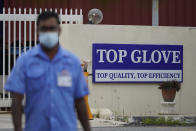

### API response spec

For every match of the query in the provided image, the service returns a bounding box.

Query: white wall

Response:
[60,25,196,116]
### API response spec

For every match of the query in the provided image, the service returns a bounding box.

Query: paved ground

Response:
[0,113,126,130]
[85,127,196,131]
[1,127,196,131]
[0,114,196,131]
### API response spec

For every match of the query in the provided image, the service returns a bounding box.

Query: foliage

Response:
[158,80,181,92]
[94,111,100,118]
[142,117,192,126]
[115,116,129,123]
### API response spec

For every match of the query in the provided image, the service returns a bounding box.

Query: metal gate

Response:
[0,8,83,108]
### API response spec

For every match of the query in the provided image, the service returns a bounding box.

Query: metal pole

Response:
[152,0,159,26]
[2,8,5,100]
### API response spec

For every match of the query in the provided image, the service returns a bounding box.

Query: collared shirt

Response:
[5,44,89,131]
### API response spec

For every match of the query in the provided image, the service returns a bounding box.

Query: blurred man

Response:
[5,11,91,131]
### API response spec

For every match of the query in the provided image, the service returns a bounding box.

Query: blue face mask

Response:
[39,32,59,48]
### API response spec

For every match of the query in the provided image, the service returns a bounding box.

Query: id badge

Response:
[57,70,72,87]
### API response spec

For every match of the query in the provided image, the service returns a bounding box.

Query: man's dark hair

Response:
[37,11,60,25]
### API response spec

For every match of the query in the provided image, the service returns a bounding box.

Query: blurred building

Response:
[1,0,196,26]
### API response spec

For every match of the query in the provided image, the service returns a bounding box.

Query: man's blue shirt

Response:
[5,44,89,131]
